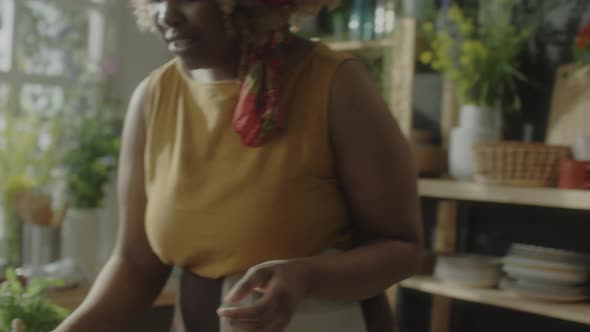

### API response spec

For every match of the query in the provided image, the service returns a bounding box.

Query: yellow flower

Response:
[471,41,488,59]
[448,5,464,23]
[460,55,471,66]
[462,41,475,52]
[460,22,473,35]
[432,60,442,71]
[423,22,435,33]
[420,51,434,64]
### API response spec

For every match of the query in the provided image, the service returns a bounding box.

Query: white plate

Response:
[513,279,588,296]
[503,264,589,285]
[435,265,499,275]
[438,255,502,268]
[509,244,590,265]
[435,266,499,279]
[500,278,590,303]
[436,273,499,283]
[435,268,499,288]
[435,259,500,276]
[436,264,499,274]
[503,256,590,274]
[435,270,499,281]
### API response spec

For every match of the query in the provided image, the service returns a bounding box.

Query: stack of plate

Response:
[501,244,590,302]
[435,255,501,288]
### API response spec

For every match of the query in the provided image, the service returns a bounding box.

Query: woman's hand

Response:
[217,260,311,332]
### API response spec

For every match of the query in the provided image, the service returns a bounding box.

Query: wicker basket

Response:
[473,142,571,187]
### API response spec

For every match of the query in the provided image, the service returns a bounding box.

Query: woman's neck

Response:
[188,46,240,83]
[190,68,238,83]
[188,34,312,83]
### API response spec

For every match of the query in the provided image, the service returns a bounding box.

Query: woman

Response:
[55,0,423,331]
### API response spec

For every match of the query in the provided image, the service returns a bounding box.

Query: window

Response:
[0,0,14,72]
[0,0,110,248]
[0,0,107,116]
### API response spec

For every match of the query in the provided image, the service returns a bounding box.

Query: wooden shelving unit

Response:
[325,38,394,52]
[419,179,590,211]
[402,276,590,326]
[324,17,417,138]
[48,280,178,310]
[417,179,590,332]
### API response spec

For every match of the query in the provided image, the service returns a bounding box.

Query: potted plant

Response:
[59,72,122,281]
[0,268,69,332]
[0,98,63,268]
[420,1,551,180]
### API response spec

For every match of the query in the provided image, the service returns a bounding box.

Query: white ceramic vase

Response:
[60,208,102,281]
[449,105,501,181]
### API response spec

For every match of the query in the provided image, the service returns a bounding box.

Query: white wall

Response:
[114,3,172,103]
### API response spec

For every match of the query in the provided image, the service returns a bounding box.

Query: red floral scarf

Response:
[231,0,294,147]
[233,30,286,147]
[231,0,337,146]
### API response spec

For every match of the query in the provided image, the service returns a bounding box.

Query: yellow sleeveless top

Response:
[144,43,354,278]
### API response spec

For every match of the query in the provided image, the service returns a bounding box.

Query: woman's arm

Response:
[297,59,424,301]
[54,79,172,332]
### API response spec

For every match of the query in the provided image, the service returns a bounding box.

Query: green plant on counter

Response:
[419,1,554,112]
[0,268,69,332]
[61,73,122,209]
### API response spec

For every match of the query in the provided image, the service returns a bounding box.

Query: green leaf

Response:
[421,1,548,111]
[0,268,70,332]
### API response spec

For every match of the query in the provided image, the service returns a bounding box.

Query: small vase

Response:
[61,208,102,281]
[22,223,60,279]
[448,105,501,180]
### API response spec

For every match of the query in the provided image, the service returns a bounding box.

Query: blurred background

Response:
[1,0,590,331]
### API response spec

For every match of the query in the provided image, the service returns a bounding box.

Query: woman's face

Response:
[150,0,235,69]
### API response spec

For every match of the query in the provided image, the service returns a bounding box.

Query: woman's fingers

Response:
[219,279,279,321]
[225,267,274,304]
[219,260,300,331]
[218,301,269,321]
[226,311,290,332]
[228,319,264,331]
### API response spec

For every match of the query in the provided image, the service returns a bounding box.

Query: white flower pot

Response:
[458,104,497,129]
[61,208,102,281]
[448,105,501,181]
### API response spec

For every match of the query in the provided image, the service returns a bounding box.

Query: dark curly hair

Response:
[130,0,339,35]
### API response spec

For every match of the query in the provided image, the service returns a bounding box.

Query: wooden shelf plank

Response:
[401,276,590,325]
[419,179,590,211]
[325,39,393,52]
[49,280,178,311]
